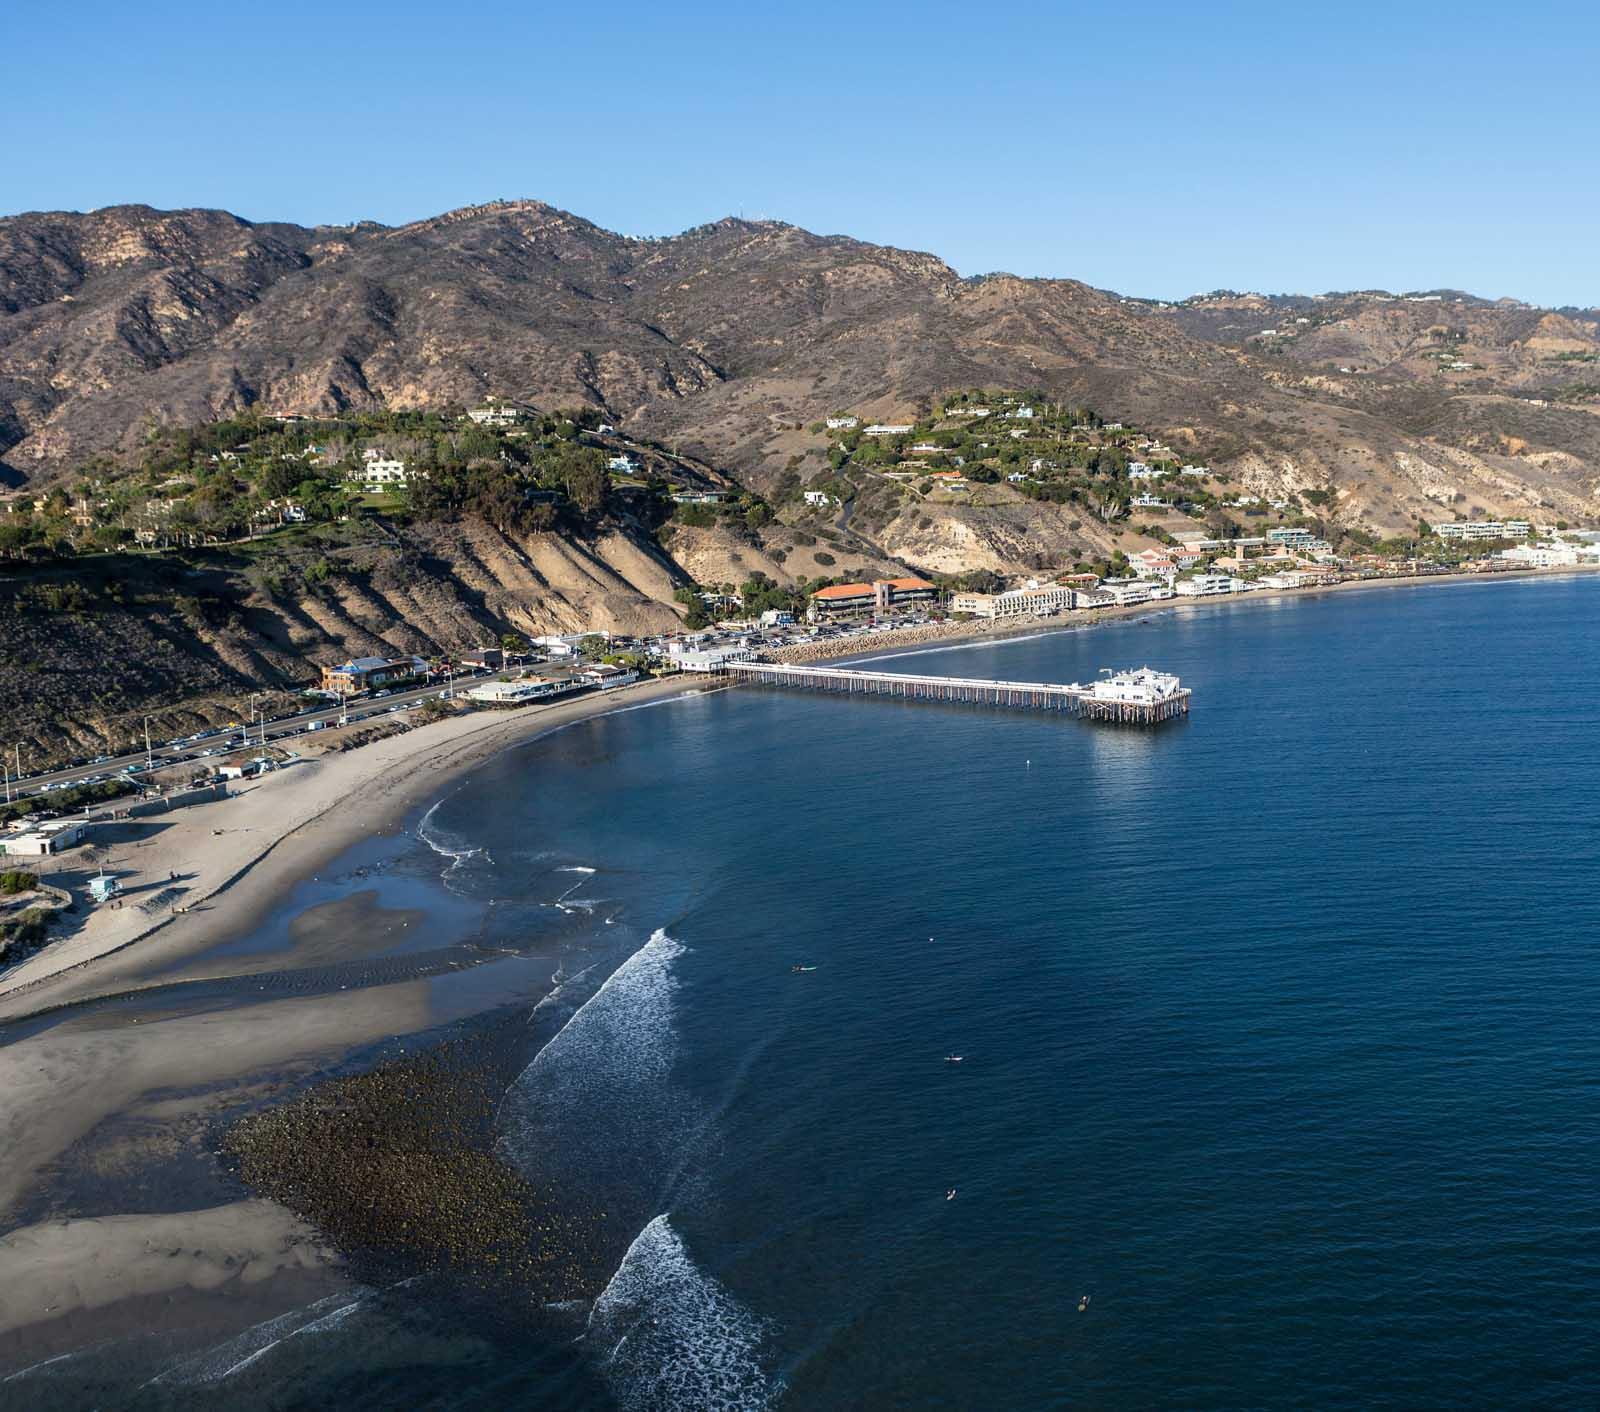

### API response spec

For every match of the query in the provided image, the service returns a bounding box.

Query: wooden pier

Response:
[721,661,1190,725]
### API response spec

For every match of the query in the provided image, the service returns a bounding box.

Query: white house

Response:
[608,455,638,474]
[862,423,913,437]
[1174,574,1250,597]
[466,676,584,704]
[467,403,522,427]
[1010,406,1035,419]
[1433,520,1531,541]
[825,416,859,430]
[346,449,412,490]
[1097,581,1152,607]
[803,490,838,508]
[1500,543,1579,568]
[667,641,756,672]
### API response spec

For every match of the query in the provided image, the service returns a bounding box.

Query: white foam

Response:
[417,799,487,879]
[499,929,689,1181]
[848,625,1078,667]
[2,1349,79,1383]
[555,865,597,874]
[587,1214,775,1411]
[145,1290,365,1386]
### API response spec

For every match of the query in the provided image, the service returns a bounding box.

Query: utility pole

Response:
[144,716,153,769]
[3,753,10,805]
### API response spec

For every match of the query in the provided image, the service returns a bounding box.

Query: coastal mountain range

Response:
[5,198,1600,529]
[4,198,1600,759]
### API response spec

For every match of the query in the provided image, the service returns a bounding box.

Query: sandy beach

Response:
[0,673,719,1015]
[0,673,718,1356]
[0,561,1595,1362]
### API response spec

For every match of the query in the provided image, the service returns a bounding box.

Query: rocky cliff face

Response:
[0,512,691,761]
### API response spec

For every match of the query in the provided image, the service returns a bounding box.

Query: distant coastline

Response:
[4,559,1598,1374]
[781,562,1600,667]
[6,560,1595,1016]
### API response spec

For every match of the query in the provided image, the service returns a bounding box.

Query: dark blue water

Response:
[16,576,1600,1408]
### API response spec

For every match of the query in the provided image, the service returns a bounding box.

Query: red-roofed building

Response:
[808,576,938,621]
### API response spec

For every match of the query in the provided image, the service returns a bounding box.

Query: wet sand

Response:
[2,562,1594,1370]
[0,673,718,1015]
[0,677,718,1362]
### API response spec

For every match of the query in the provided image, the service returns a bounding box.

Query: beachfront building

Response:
[1097,582,1153,607]
[807,576,938,622]
[949,582,1078,620]
[320,655,428,695]
[667,641,756,672]
[1432,520,1532,542]
[1174,574,1250,597]
[1500,543,1580,568]
[464,675,583,705]
[580,664,640,690]
[1,820,87,856]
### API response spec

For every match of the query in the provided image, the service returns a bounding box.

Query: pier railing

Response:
[720,661,1190,724]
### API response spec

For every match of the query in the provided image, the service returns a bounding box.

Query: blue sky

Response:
[8,0,1598,306]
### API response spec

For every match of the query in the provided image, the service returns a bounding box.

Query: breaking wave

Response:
[499,928,688,1185]
[144,1290,368,1386]
[587,1215,776,1411]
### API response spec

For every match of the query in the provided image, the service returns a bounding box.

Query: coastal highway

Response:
[4,674,492,805]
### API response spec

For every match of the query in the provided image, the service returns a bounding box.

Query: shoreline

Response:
[0,674,721,1019]
[6,560,1594,1021]
[774,562,1600,666]
[1,560,1595,1368]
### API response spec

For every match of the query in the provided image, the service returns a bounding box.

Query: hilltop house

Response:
[825,416,859,430]
[346,448,413,490]
[467,401,523,427]
[862,423,913,437]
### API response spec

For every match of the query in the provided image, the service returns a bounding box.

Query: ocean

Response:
[10,575,1600,1409]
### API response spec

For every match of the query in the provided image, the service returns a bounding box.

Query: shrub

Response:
[0,871,38,894]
